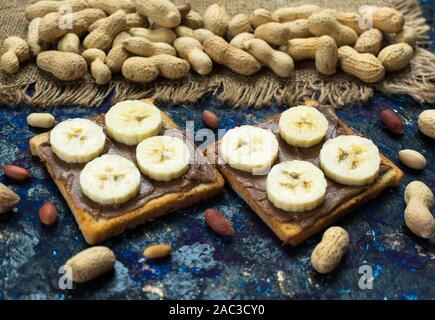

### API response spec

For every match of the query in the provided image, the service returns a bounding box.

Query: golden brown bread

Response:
[206,110,403,246]
[30,100,225,244]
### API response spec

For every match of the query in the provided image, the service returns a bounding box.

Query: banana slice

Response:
[266,160,327,212]
[50,118,106,163]
[219,125,279,174]
[136,135,190,182]
[279,105,328,148]
[320,135,380,186]
[105,100,162,145]
[80,154,141,205]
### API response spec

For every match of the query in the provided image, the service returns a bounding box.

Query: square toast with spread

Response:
[206,104,403,246]
[30,100,225,244]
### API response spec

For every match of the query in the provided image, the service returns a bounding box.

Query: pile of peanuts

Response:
[0,1,417,84]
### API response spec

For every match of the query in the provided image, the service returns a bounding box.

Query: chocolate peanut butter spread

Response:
[38,116,217,219]
[211,105,390,229]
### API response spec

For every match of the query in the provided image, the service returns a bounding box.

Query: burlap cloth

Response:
[0,0,434,108]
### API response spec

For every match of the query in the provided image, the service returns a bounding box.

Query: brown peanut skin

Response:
[143,244,172,259]
[204,208,234,236]
[354,29,383,55]
[380,108,404,135]
[135,0,181,29]
[204,4,230,37]
[3,165,32,181]
[203,110,219,129]
[39,203,57,226]
[338,46,385,83]
[37,51,87,81]
[203,36,261,76]
[0,183,20,214]
[378,43,413,72]
[404,181,435,238]
[65,246,116,283]
[311,226,349,273]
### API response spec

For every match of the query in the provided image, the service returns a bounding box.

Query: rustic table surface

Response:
[0,3,433,301]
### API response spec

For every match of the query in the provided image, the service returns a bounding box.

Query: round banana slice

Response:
[80,154,141,205]
[136,135,190,182]
[105,100,162,145]
[320,135,380,186]
[279,106,329,148]
[219,125,279,174]
[266,160,327,212]
[50,118,106,163]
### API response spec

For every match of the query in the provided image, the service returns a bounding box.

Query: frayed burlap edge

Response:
[0,0,433,109]
[377,48,435,103]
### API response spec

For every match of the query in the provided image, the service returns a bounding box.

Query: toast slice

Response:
[206,105,403,246]
[30,100,225,244]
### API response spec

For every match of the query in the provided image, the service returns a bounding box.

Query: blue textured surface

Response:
[0,93,433,300]
[0,3,434,300]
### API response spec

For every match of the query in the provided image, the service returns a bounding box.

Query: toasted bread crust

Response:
[30,100,225,244]
[206,113,403,246]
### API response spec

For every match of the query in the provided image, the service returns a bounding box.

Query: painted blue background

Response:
[0,3,433,300]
